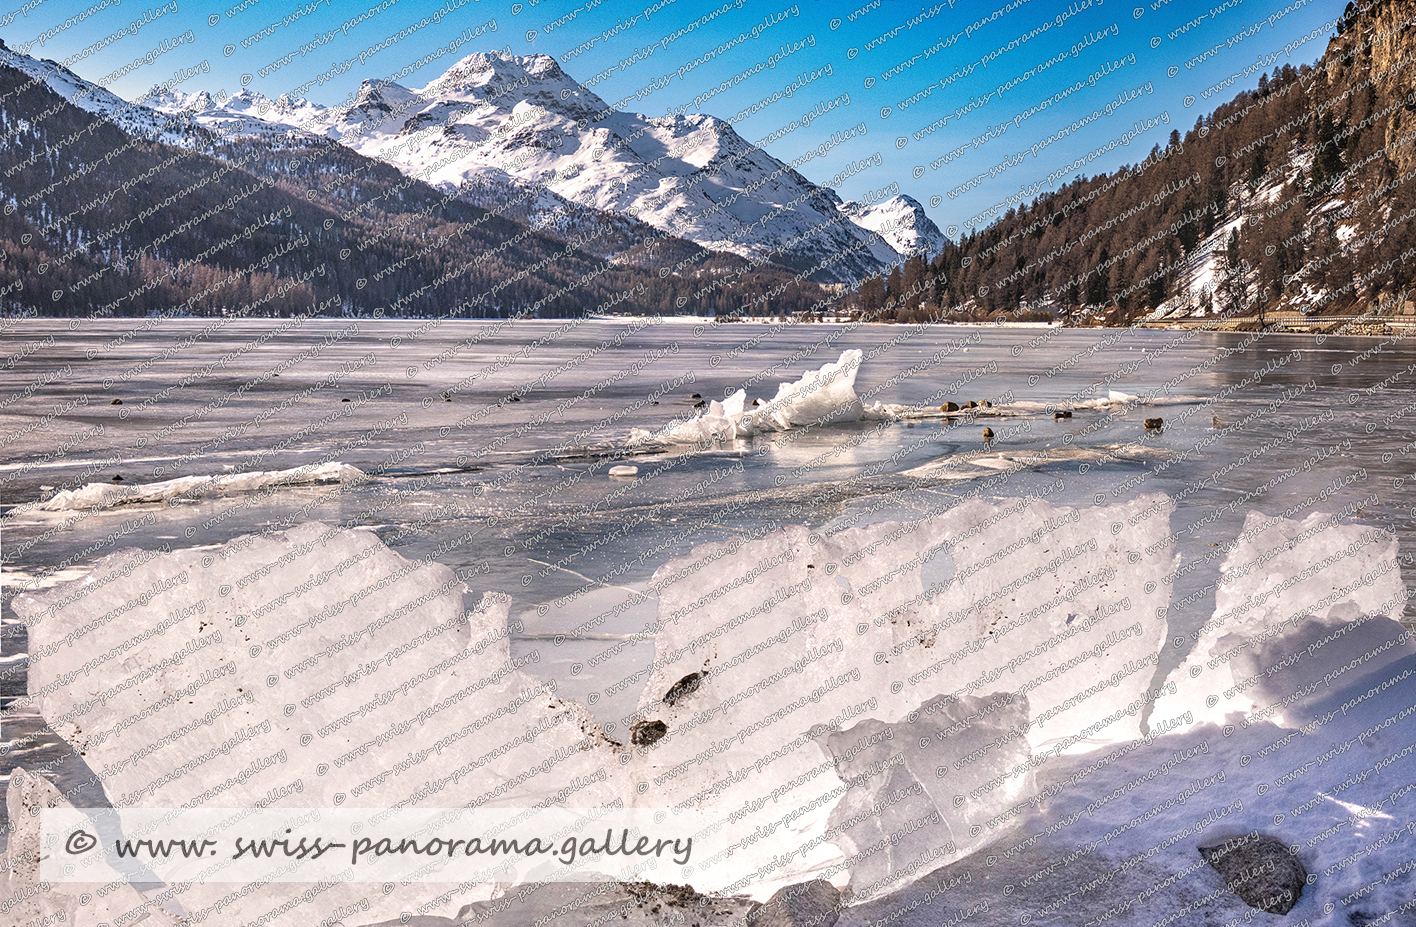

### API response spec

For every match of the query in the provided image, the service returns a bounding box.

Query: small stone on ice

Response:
[609,465,639,477]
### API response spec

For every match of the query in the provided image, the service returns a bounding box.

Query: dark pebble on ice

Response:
[1197,832,1307,915]
[690,393,701,399]
[662,672,704,706]
[111,475,123,482]
[110,398,122,405]
[941,401,959,412]
[1054,410,1073,419]
[746,880,842,927]
[341,398,351,402]
[964,400,978,409]
[980,399,992,407]
[1144,417,1163,430]
[982,427,994,440]
[693,400,706,408]
[508,395,521,402]
[630,719,667,746]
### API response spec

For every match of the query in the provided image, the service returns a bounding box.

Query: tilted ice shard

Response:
[820,691,1034,900]
[1155,509,1413,728]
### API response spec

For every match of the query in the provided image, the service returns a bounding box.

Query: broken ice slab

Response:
[820,691,1034,900]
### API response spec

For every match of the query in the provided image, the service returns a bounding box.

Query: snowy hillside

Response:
[0,38,193,145]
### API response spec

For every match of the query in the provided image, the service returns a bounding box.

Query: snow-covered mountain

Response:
[149,52,945,282]
[0,39,194,144]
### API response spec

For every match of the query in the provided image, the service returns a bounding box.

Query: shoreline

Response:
[3,313,1410,338]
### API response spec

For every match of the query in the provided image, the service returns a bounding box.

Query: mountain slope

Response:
[0,42,831,319]
[149,52,944,283]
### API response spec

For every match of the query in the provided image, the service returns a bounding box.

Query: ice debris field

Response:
[4,482,1415,927]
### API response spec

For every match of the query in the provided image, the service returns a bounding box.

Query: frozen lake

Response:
[2,318,1414,925]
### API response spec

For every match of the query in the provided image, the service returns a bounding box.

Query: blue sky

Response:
[1,0,1343,239]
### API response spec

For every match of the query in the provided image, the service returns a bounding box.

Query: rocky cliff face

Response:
[1323,0,1416,175]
